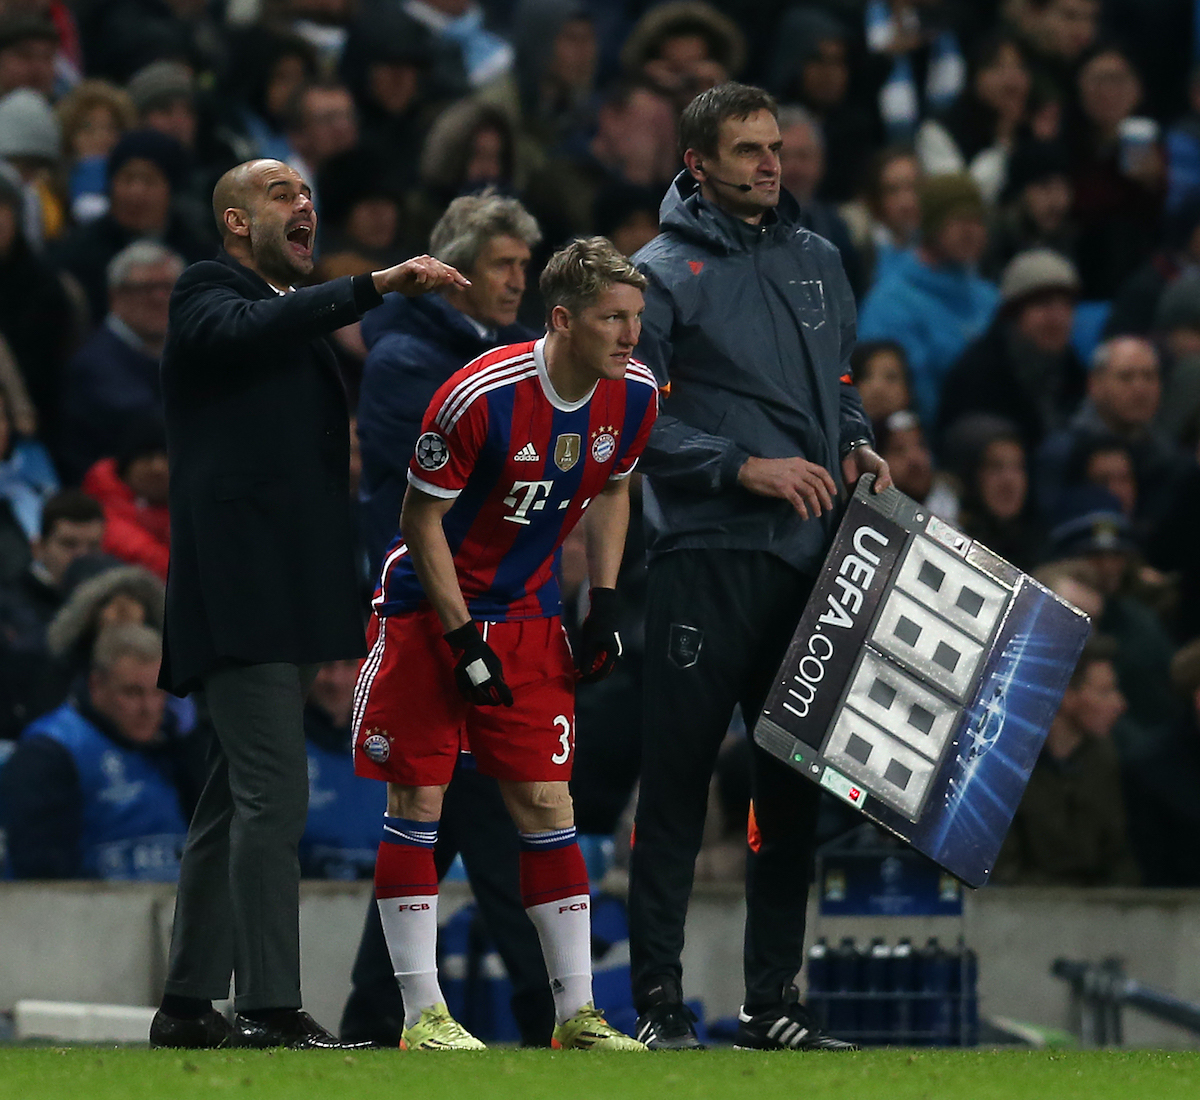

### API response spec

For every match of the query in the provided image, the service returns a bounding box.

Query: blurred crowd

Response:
[0,0,1199,892]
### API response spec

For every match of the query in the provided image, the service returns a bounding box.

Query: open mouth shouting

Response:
[286,219,314,261]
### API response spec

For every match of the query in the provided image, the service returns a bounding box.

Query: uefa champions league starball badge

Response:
[755,475,1090,887]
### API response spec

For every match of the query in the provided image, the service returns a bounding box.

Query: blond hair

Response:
[539,236,647,320]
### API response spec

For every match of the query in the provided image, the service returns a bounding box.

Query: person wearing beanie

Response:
[58,240,184,484]
[858,171,999,426]
[938,247,1086,455]
[127,60,196,153]
[51,127,211,323]
[0,87,65,247]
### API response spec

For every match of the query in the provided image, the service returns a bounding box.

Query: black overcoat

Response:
[159,251,371,694]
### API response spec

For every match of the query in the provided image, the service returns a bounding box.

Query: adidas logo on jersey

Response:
[515,443,540,461]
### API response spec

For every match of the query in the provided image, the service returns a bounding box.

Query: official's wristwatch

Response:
[839,437,872,460]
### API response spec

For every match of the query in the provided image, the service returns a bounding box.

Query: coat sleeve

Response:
[168,264,377,355]
[634,268,751,494]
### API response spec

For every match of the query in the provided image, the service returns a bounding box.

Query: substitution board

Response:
[754,475,1090,887]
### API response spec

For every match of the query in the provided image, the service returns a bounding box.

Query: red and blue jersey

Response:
[374,338,658,621]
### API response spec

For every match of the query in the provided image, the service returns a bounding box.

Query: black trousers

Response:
[339,764,555,1046]
[163,662,317,1012]
[628,550,822,1011]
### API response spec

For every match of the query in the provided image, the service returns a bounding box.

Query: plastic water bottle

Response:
[806,938,830,1028]
[828,936,862,1038]
[862,937,892,1043]
[890,937,917,1042]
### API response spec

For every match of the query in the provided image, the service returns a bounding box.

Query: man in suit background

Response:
[148,158,467,1050]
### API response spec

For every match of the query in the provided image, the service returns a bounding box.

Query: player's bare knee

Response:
[388,783,445,821]
[500,780,574,832]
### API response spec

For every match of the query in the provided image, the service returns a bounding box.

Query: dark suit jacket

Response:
[159,251,377,694]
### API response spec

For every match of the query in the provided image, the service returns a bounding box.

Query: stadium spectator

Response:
[42,561,164,700]
[1152,271,1200,448]
[0,14,58,100]
[126,60,199,161]
[915,32,1033,204]
[59,241,182,484]
[0,622,202,880]
[593,181,661,259]
[315,148,410,269]
[992,634,1140,886]
[839,146,921,288]
[80,418,170,581]
[52,128,211,324]
[943,415,1046,571]
[512,0,598,152]
[938,248,1085,456]
[850,339,912,423]
[77,0,224,86]
[525,80,677,242]
[1165,63,1200,215]
[874,409,958,521]
[0,169,76,448]
[0,87,66,248]
[767,7,882,204]
[219,26,317,166]
[299,659,385,880]
[0,489,104,657]
[1068,45,1164,300]
[1104,196,1200,339]
[627,82,881,1052]
[284,81,358,199]
[776,104,862,296]
[1037,336,1183,532]
[55,79,136,224]
[0,382,56,576]
[858,172,998,426]
[338,7,463,193]
[1046,488,1176,756]
[1016,0,1101,104]
[982,139,1078,279]
[621,1,744,113]
[1124,640,1200,887]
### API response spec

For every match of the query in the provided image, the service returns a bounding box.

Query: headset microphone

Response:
[697,164,753,193]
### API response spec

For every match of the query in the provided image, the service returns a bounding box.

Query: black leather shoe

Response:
[734,986,858,1051]
[231,1010,376,1050]
[149,1008,232,1049]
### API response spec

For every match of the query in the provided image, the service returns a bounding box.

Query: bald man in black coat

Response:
[149,159,468,1050]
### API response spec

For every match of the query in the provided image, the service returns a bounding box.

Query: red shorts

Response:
[352,608,576,786]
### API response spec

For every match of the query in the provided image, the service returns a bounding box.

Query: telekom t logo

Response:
[503,480,554,525]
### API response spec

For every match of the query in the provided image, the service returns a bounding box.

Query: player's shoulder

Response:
[623,357,659,392]
[431,340,539,429]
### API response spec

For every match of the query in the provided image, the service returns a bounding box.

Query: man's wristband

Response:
[839,437,872,460]
[352,272,385,313]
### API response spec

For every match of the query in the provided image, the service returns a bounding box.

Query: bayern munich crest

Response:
[415,431,450,472]
[590,427,617,463]
[362,731,391,763]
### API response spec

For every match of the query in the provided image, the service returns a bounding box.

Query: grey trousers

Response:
[163,662,318,1012]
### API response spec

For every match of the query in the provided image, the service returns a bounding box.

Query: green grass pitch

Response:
[2,1047,1198,1100]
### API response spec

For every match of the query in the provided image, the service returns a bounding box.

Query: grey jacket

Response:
[632,172,872,575]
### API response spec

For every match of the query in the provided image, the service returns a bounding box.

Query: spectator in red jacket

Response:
[80,417,168,579]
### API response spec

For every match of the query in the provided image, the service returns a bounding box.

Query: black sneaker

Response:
[734,994,858,1051]
[635,1002,705,1050]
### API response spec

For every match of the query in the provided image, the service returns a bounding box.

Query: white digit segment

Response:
[871,591,984,702]
[824,707,939,820]
[843,650,959,762]
[893,537,1010,643]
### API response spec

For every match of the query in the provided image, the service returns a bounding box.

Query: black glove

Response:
[576,587,623,683]
[444,622,513,706]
